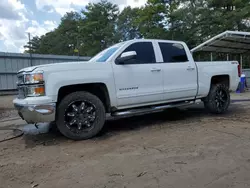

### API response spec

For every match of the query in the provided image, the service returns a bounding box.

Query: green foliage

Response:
[116,6,142,41]
[24,0,250,56]
[24,36,41,53]
[135,0,169,39]
[78,0,119,56]
[24,11,82,55]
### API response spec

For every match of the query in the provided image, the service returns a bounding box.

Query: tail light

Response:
[238,64,241,77]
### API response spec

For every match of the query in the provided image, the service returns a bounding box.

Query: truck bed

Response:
[195,61,240,98]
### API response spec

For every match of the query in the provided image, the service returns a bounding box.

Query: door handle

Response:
[151,68,161,72]
[187,67,195,71]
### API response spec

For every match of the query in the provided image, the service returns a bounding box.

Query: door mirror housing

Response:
[116,51,137,64]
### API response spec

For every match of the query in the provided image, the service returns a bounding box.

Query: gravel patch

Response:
[0,95,18,121]
[0,108,19,121]
[0,95,15,109]
[1,103,250,188]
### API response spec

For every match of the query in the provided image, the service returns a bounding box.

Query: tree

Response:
[78,0,119,56]
[167,0,208,48]
[166,0,250,48]
[116,6,142,41]
[57,11,82,55]
[23,0,250,56]
[136,0,169,39]
[24,36,41,53]
[38,31,66,55]
[207,0,250,31]
[24,11,82,55]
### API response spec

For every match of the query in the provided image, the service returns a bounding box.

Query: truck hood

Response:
[18,61,107,73]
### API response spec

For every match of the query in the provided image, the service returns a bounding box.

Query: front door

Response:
[112,41,164,108]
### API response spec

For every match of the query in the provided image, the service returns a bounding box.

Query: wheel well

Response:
[57,83,111,112]
[211,75,230,88]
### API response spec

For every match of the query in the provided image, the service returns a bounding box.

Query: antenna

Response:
[28,32,33,66]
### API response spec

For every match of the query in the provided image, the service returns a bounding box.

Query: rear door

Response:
[158,42,198,101]
[112,41,164,108]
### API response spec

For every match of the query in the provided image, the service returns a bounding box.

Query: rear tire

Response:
[203,84,230,114]
[56,91,106,140]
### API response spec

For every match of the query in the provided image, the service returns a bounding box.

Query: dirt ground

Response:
[1,94,250,188]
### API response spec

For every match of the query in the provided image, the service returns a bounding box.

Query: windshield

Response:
[90,42,125,62]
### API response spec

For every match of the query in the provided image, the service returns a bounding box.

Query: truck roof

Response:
[125,38,185,44]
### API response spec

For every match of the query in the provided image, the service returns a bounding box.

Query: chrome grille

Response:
[17,86,26,99]
[17,73,24,85]
[17,73,25,99]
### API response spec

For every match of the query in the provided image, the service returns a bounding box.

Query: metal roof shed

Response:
[191,31,250,54]
[191,31,250,70]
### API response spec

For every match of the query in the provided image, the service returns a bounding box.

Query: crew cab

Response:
[13,39,240,140]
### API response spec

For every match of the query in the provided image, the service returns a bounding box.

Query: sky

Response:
[0,0,147,53]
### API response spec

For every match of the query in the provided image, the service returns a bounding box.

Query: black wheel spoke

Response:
[69,118,77,126]
[77,122,82,130]
[72,104,79,112]
[219,101,223,108]
[84,120,91,127]
[86,107,94,113]
[220,98,226,103]
[88,114,96,121]
[80,102,85,110]
[67,112,76,117]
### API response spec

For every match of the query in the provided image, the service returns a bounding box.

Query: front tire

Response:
[203,84,230,114]
[56,91,106,140]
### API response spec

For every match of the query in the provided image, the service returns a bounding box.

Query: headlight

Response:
[17,71,46,98]
[24,72,44,84]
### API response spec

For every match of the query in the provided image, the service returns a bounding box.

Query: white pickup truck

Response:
[13,39,240,140]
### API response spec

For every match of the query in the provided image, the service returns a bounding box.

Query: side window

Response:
[119,42,156,64]
[159,42,188,63]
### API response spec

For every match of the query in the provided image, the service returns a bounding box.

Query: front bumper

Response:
[13,100,56,124]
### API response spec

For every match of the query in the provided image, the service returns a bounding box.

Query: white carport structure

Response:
[191,30,250,71]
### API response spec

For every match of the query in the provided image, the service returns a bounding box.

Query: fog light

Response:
[26,85,45,97]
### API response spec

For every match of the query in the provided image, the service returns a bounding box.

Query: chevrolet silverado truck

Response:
[13,39,240,140]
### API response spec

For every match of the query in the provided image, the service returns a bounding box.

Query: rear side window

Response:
[159,42,188,63]
[120,42,156,64]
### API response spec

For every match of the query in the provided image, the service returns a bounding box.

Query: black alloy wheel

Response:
[214,89,228,111]
[56,91,106,140]
[204,84,230,114]
[65,101,96,133]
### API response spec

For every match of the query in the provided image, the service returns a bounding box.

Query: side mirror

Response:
[116,51,137,64]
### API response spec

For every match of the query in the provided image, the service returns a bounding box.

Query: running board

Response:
[111,100,197,117]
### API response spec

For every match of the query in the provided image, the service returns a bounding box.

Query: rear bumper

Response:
[13,99,56,123]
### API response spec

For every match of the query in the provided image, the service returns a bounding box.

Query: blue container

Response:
[240,76,246,92]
